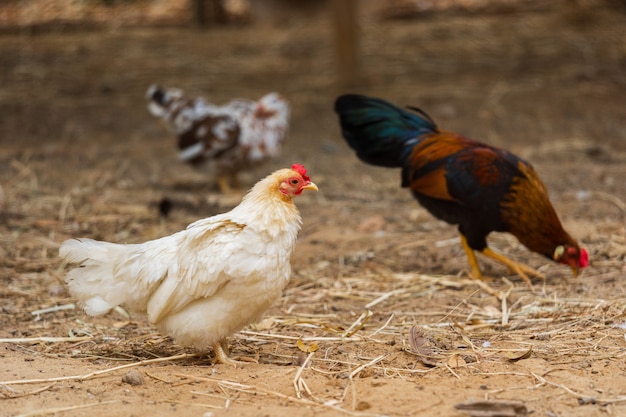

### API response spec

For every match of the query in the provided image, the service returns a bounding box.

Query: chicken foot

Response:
[459,235,544,290]
[212,339,243,367]
[212,339,257,367]
[216,176,232,194]
[459,235,484,282]
[216,174,241,194]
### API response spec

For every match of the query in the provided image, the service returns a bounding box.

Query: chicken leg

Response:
[459,234,545,290]
[217,176,232,194]
[459,235,484,281]
[216,173,241,194]
[212,339,241,367]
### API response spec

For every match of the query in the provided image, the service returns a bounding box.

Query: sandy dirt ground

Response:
[1,2,626,416]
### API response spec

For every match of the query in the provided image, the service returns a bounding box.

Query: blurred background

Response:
[0,0,624,240]
[1,0,624,147]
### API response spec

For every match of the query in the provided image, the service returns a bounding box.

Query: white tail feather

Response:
[59,238,159,316]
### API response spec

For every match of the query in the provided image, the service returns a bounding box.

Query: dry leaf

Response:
[408,326,439,367]
[297,339,319,353]
[447,354,467,368]
[454,399,527,416]
[505,346,533,362]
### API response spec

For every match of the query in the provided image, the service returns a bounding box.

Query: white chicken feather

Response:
[59,165,317,365]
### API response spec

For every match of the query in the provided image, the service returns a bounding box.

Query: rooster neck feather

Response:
[499,162,576,257]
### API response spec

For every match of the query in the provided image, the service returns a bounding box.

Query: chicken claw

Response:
[212,340,243,367]
[460,234,544,291]
[480,248,545,291]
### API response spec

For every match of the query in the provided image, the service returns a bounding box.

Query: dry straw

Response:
[1,156,625,415]
[2,270,626,413]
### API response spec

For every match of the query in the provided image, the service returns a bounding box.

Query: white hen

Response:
[59,165,317,365]
[146,85,290,193]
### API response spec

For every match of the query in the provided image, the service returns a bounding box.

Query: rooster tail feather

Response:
[334,94,437,168]
[60,238,145,316]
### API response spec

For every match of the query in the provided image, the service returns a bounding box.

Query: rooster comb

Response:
[580,248,589,268]
[291,164,310,182]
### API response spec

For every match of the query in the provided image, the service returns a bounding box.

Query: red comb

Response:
[291,164,310,182]
[579,248,589,268]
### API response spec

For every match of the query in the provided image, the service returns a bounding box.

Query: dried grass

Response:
[1,164,624,412]
[2,262,626,413]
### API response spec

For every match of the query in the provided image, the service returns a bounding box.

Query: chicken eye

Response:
[290,179,300,185]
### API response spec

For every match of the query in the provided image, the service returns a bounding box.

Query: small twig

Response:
[598,397,626,405]
[449,322,486,365]
[298,376,314,399]
[190,389,231,402]
[444,363,462,379]
[0,383,56,399]
[145,371,172,383]
[349,354,387,380]
[15,400,118,417]
[365,290,404,309]
[500,283,514,326]
[369,313,394,337]
[437,289,480,325]
[342,310,373,338]
[0,353,200,386]
[31,303,76,316]
[472,279,502,299]
[0,336,92,344]
[293,351,315,399]
[174,373,378,417]
[340,354,387,410]
[162,400,221,409]
[239,331,363,343]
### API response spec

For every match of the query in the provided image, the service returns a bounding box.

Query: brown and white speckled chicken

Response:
[147,85,290,192]
[60,165,317,365]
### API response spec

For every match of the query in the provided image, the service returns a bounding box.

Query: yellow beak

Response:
[302,182,318,192]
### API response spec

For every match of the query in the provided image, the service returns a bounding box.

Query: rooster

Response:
[334,94,588,287]
[146,85,290,193]
[59,165,317,365]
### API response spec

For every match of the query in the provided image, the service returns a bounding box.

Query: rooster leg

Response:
[480,248,545,290]
[459,234,484,280]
